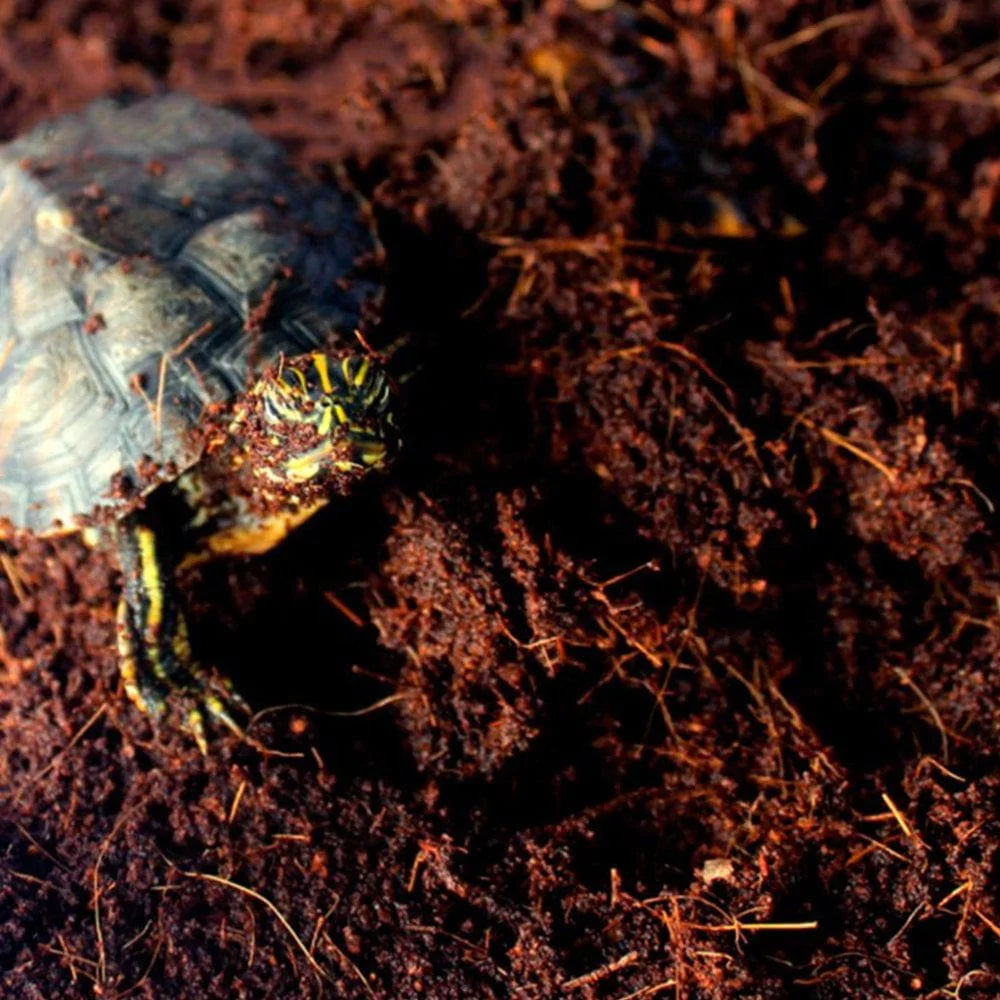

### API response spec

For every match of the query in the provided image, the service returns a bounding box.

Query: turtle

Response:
[0,93,398,751]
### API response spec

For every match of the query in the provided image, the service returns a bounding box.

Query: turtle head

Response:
[251,351,397,490]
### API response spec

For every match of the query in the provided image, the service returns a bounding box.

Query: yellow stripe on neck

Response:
[138,525,164,636]
[181,500,330,566]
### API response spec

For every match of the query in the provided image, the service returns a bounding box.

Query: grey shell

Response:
[0,93,379,533]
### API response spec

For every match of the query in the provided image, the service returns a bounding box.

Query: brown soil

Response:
[2,2,1000,997]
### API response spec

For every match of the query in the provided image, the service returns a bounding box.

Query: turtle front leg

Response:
[114,513,246,753]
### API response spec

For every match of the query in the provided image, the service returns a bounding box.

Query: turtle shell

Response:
[0,93,380,534]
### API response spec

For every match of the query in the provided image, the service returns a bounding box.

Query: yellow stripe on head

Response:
[363,378,386,408]
[312,352,333,393]
[317,405,332,436]
[352,356,370,388]
[268,395,304,421]
[285,445,328,482]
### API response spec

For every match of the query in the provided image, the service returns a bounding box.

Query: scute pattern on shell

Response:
[0,93,378,533]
